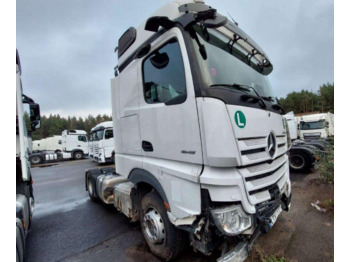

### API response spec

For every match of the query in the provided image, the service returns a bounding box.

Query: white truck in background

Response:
[29,130,88,164]
[16,49,41,262]
[85,1,292,261]
[32,135,62,152]
[299,113,334,140]
[61,129,89,159]
[89,127,97,159]
[90,121,114,163]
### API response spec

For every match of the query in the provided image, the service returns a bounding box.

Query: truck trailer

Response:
[32,135,62,152]
[16,49,41,262]
[85,1,292,261]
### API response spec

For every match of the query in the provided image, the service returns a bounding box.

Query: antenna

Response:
[227,12,238,26]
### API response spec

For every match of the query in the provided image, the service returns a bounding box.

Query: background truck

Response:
[284,111,331,172]
[29,130,88,164]
[85,1,292,261]
[90,121,114,163]
[16,49,41,262]
[299,112,334,140]
[88,126,97,159]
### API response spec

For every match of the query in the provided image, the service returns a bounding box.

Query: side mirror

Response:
[325,121,329,128]
[150,52,169,69]
[30,103,41,130]
[58,140,62,145]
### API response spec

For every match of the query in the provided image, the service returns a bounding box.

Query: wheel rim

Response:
[143,208,165,244]
[290,155,305,169]
[75,153,82,159]
[31,156,41,164]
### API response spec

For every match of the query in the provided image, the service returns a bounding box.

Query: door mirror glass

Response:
[30,103,41,130]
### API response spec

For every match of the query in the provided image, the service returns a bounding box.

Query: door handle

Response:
[78,145,81,147]
[142,141,153,152]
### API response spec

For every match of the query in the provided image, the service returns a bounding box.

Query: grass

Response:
[264,256,285,262]
[317,146,334,184]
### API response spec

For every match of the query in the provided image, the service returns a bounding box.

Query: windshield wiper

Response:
[210,83,251,92]
[261,96,275,102]
[210,83,267,109]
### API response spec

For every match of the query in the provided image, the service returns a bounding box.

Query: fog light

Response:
[211,205,252,236]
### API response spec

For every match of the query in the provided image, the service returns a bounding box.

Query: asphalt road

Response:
[25,159,142,262]
[25,160,333,262]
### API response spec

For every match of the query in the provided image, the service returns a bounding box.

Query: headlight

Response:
[210,205,252,236]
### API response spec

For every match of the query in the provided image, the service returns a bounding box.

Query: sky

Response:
[16,0,334,117]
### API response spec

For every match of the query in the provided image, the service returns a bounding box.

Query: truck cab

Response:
[86,1,291,261]
[61,130,88,160]
[299,113,334,140]
[90,121,114,163]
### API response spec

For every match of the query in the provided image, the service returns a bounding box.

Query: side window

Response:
[143,38,187,105]
[78,135,87,142]
[105,129,114,139]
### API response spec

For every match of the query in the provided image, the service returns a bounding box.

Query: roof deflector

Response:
[144,2,227,32]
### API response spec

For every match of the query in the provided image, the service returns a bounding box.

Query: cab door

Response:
[138,27,203,165]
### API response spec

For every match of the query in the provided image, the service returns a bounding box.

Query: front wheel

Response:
[289,150,311,172]
[140,192,186,261]
[73,151,83,160]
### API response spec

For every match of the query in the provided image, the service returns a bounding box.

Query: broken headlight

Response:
[211,205,252,236]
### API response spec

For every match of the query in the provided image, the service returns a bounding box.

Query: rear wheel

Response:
[87,175,98,201]
[29,155,43,165]
[140,191,186,261]
[73,151,83,160]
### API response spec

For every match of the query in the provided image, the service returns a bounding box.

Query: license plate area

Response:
[269,206,282,228]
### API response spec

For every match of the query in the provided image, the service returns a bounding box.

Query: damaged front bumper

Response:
[217,193,292,262]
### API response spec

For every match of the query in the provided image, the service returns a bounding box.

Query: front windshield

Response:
[96,130,104,140]
[193,26,275,99]
[300,120,325,130]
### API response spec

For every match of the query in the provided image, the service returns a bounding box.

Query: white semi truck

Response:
[29,130,88,164]
[90,121,115,163]
[85,1,292,261]
[16,50,41,262]
[299,112,334,140]
[284,112,323,172]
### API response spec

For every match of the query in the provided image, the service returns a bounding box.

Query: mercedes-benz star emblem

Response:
[267,132,277,158]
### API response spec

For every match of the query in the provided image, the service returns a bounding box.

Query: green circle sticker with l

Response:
[234,111,246,128]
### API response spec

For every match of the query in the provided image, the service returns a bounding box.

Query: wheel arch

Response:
[128,168,169,205]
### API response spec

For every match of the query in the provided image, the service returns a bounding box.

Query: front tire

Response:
[73,151,83,160]
[140,191,185,261]
[289,150,311,172]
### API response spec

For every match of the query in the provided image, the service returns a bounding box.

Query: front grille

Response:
[236,135,289,206]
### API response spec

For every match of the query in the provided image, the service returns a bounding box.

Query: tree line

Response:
[26,82,333,141]
[278,82,334,114]
[27,114,112,141]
